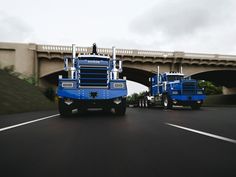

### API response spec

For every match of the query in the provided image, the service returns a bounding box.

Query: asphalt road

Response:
[0,107,236,177]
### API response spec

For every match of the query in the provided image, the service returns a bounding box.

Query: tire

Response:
[162,95,173,109]
[114,98,126,116]
[191,104,201,110]
[145,99,148,108]
[142,99,145,108]
[143,99,146,108]
[143,99,147,108]
[139,100,143,108]
[103,107,111,113]
[78,107,87,114]
[147,101,151,108]
[58,98,72,117]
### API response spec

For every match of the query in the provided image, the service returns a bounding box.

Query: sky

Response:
[1,0,236,95]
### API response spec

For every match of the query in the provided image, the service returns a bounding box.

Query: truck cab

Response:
[147,70,206,110]
[57,44,127,116]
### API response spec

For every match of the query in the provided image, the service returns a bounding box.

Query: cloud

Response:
[131,0,235,37]
[128,0,236,54]
[0,11,33,42]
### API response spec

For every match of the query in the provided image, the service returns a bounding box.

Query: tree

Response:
[127,91,148,105]
[198,80,222,95]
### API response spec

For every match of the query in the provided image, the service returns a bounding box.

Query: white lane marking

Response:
[166,123,236,144]
[0,114,60,132]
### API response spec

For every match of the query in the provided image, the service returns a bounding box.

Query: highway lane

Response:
[0,107,235,177]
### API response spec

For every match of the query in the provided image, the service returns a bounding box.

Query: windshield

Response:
[167,75,184,81]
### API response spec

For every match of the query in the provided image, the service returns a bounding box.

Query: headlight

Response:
[197,90,203,94]
[113,82,125,89]
[172,91,179,95]
[62,82,74,88]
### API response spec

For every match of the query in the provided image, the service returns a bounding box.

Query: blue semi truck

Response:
[57,44,127,116]
[139,67,206,110]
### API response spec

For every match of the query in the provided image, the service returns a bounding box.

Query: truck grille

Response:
[182,82,196,95]
[79,66,108,87]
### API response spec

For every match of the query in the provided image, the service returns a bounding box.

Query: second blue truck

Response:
[139,66,206,109]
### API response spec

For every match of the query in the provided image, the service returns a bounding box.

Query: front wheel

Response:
[58,98,72,117]
[103,107,111,113]
[114,98,126,116]
[139,100,143,108]
[191,104,201,110]
[144,99,148,108]
[162,95,173,109]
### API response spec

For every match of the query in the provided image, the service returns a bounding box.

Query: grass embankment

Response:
[0,70,56,115]
[203,94,236,107]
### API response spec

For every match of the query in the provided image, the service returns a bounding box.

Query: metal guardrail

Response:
[37,45,236,61]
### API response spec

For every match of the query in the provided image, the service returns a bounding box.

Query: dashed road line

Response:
[166,123,236,144]
[0,114,59,132]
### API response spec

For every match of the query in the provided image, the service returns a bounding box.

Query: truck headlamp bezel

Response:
[62,82,74,88]
[197,90,203,94]
[172,90,179,95]
[113,82,125,89]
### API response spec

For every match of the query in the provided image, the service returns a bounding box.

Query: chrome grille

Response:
[79,66,108,87]
[182,81,196,95]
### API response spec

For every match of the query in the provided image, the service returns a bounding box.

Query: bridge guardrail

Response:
[37,44,236,61]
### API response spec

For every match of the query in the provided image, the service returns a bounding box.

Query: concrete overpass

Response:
[1,42,236,94]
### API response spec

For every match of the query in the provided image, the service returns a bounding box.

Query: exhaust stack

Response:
[72,44,76,58]
[64,57,68,71]
[71,44,77,79]
[111,46,119,80]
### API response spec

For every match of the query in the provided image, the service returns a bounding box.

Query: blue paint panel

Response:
[152,85,158,96]
[57,88,127,100]
[170,94,206,101]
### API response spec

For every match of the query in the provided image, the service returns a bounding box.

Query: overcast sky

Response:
[1,0,236,95]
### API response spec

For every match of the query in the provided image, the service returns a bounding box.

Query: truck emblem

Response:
[90,92,98,98]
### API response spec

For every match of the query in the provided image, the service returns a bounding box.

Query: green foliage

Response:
[23,75,36,85]
[138,91,148,98]
[1,65,36,85]
[198,80,222,95]
[127,91,147,105]
[0,69,55,115]
[3,65,14,73]
[44,87,56,101]
[127,93,139,105]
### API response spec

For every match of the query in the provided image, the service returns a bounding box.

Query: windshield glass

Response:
[167,75,184,81]
[79,57,109,61]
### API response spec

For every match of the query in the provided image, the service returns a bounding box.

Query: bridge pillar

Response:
[171,52,184,72]
[170,62,183,73]
[0,42,36,77]
[34,51,39,86]
[222,86,236,95]
[170,58,175,71]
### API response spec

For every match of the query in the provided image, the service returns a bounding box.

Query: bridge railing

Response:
[37,44,236,61]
